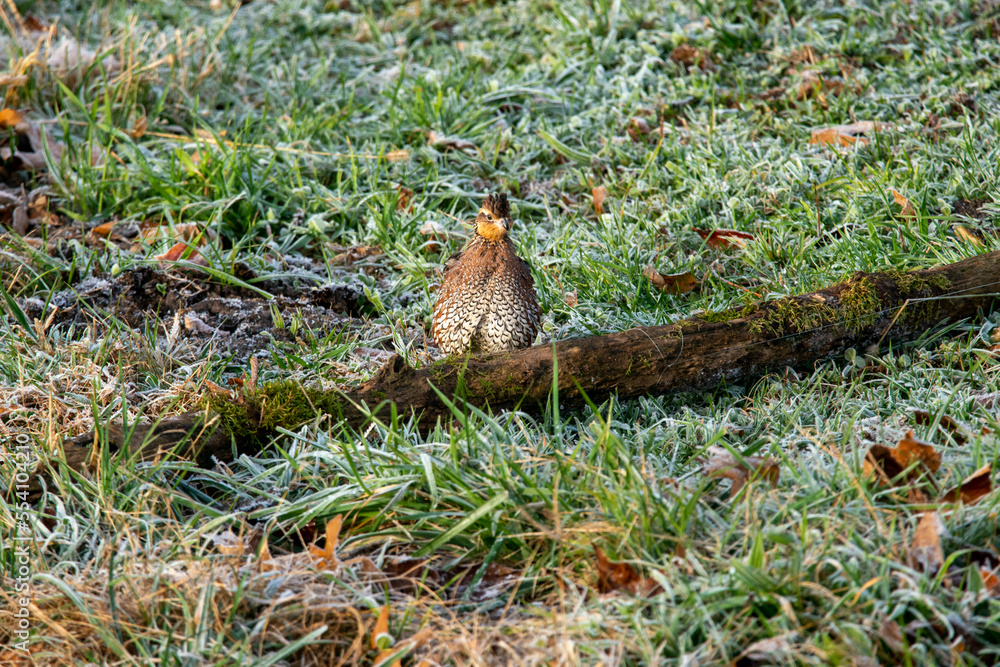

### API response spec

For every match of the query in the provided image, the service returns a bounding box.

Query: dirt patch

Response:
[953,198,992,220]
[21,265,368,362]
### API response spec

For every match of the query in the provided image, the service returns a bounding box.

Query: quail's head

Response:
[474,193,512,242]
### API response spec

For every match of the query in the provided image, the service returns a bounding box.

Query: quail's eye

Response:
[486,212,493,220]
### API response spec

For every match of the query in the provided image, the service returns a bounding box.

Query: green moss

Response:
[748,295,837,336]
[884,269,951,294]
[838,277,880,332]
[205,380,347,439]
[429,359,457,383]
[697,304,755,324]
[743,268,955,338]
[477,377,498,400]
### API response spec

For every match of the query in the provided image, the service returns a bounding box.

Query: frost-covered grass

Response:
[2,0,1000,664]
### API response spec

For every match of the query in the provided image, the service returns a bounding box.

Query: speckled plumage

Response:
[432,193,542,355]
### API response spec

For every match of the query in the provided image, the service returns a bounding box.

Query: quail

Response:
[432,193,542,355]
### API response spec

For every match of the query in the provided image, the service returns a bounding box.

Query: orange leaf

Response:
[981,567,1000,597]
[863,430,940,485]
[0,108,25,129]
[642,266,698,295]
[592,185,608,216]
[308,514,343,565]
[257,536,276,572]
[809,121,885,147]
[91,221,117,237]
[155,241,198,262]
[593,545,661,596]
[940,464,993,505]
[890,188,916,218]
[371,604,392,650]
[954,225,985,248]
[909,511,944,574]
[893,430,942,473]
[694,228,753,249]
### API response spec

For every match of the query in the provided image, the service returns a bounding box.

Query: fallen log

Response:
[18,250,1000,496]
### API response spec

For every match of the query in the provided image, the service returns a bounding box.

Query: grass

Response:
[2,0,1000,664]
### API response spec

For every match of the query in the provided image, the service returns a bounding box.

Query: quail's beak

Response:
[499,217,511,231]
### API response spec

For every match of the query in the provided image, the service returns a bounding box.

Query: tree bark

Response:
[15,250,1000,498]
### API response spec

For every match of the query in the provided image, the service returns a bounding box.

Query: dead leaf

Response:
[909,511,945,574]
[702,446,779,497]
[879,619,905,653]
[670,44,715,71]
[184,313,227,336]
[428,130,476,153]
[592,185,608,216]
[695,228,754,250]
[809,121,886,147]
[155,241,206,265]
[418,220,448,238]
[12,205,28,236]
[140,222,216,245]
[371,604,392,650]
[954,224,985,248]
[385,149,410,163]
[418,220,449,253]
[911,409,971,445]
[863,430,941,486]
[0,108,26,129]
[332,244,383,265]
[627,117,651,142]
[982,567,1000,596]
[890,188,916,219]
[940,464,993,505]
[796,70,845,102]
[642,266,698,295]
[46,37,122,85]
[564,290,578,307]
[23,14,51,32]
[0,110,100,171]
[91,221,117,237]
[257,536,276,572]
[396,185,413,212]
[309,514,343,567]
[371,605,401,667]
[593,545,661,596]
[735,632,798,666]
[128,115,147,140]
[757,86,787,102]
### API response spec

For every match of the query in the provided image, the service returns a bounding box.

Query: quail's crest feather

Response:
[482,192,510,218]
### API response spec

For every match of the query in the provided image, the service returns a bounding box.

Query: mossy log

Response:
[23,251,1000,495]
